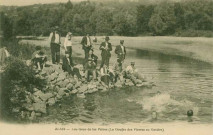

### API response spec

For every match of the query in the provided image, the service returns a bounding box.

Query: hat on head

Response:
[120,40,124,44]
[67,32,72,35]
[105,36,110,41]
[131,61,135,65]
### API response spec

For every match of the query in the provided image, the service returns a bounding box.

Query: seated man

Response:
[85,58,97,82]
[113,58,123,83]
[88,49,98,66]
[125,61,144,84]
[100,64,110,86]
[62,53,82,79]
[32,46,47,70]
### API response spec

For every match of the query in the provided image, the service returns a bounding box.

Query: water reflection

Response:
[40,49,213,124]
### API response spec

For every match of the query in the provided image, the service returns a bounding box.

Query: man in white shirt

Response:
[64,32,73,64]
[49,26,61,64]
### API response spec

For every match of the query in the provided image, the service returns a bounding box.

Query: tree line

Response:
[1,0,213,38]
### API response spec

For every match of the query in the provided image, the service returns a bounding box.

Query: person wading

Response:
[49,26,61,64]
[99,36,112,68]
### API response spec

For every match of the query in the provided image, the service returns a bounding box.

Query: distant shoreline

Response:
[19,36,213,66]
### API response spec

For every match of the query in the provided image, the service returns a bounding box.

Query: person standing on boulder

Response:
[115,40,126,64]
[49,26,61,64]
[64,32,74,65]
[99,36,112,68]
[81,33,92,66]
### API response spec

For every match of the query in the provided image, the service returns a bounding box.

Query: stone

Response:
[47,98,56,106]
[34,90,44,97]
[58,88,66,96]
[40,70,47,76]
[78,85,88,93]
[66,83,73,90]
[57,74,66,82]
[136,83,143,87]
[57,80,69,88]
[29,111,36,121]
[22,103,34,111]
[39,93,54,101]
[77,93,85,98]
[56,94,62,100]
[33,95,42,103]
[33,88,40,92]
[26,60,31,66]
[35,112,42,117]
[70,89,78,94]
[136,79,142,84]
[33,102,46,113]
[12,107,20,113]
[74,81,82,88]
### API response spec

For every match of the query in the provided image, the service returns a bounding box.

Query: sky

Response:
[0,0,86,6]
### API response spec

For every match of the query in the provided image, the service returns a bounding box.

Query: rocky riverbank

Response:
[14,61,154,122]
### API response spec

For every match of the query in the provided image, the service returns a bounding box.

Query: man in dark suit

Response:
[62,53,82,79]
[81,33,92,66]
[99,36,112,68]
[115,40,126,63]
[49,26,61,64]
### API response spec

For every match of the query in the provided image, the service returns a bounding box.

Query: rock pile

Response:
[18,62,154,121]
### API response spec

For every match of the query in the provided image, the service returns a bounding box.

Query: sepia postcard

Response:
[0,0,212,135]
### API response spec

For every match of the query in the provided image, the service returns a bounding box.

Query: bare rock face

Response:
[32,102,46,114]
[22,103,34,111]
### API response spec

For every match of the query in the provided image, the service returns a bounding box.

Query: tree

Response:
[148,3,176,35]
[65,0,73,10]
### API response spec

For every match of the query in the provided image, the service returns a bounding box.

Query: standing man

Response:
[64,32,73,65]
[115,40,126,63]
[99,36,112,68]
[81,33,92,66]
[49,26,61,64]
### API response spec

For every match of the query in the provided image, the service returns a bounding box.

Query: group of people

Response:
[32,26,143,87]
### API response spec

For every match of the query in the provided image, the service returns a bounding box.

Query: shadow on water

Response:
[133,49,213,69]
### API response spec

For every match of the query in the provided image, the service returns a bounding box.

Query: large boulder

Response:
[33,102,46,114]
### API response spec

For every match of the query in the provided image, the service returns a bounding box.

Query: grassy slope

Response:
[20,36,213,65]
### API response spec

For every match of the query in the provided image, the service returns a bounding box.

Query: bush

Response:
[0,57,46,121]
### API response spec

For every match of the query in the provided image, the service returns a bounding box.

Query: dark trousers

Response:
[101,75,109,86]
[67,46,74,66]
[83,48,90,67]
[32,57,47,69]
[50,43,60,64]
[100,56,110,68]
[72,68,82,79]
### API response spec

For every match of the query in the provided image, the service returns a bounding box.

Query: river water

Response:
[39,48,213,124]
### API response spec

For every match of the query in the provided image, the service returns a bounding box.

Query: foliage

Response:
[0,57,46,119]
[0,0,212,36]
